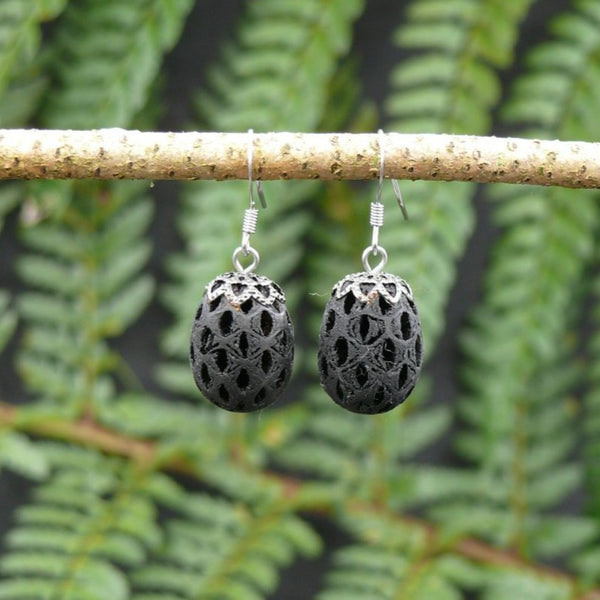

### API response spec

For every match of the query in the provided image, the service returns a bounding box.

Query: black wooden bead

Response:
[190,271,294,412]
[318,271,423,414]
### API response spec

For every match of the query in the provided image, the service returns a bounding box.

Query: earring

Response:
[190,130,294,412]
[318,130,423,414]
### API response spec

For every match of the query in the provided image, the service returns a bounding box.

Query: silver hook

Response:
[362,130,408,274]
[232,129,267,273]
[248,128,266,209]
[377,129,408,220]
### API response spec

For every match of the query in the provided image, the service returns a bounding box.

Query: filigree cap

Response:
[332,271,413,305]
[205,271,285,307]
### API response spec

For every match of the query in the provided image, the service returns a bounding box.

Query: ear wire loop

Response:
[362,129,409,273]
[233,129,265,273]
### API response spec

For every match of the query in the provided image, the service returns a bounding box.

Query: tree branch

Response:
[1,400,598,597]
[0,129,599,188]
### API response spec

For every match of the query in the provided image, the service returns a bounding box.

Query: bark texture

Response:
[0,129,598,188]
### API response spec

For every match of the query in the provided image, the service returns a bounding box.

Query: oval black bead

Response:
[190,271,294,412]
[318,271,423,414]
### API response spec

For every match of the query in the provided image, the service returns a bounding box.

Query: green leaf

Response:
[483,571,572,600]
[0,291,17,351]
[41,0,194,128]
[528,516,598,558]
[96,275,155,336]
[0,432,48,480]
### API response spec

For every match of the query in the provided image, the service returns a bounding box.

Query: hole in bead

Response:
[359,314,370,341]
[325,310,336,332]
[260,311,273,336]
[261,350,272,374]
[343,294,356,314]
[320,356,328,378]
[215,349,228,372]
[356,364,368,387]
[232,283,247,294]
[218,385,229,402]
[278,330,289,349]
[219,311,233,335]
[276,368,287,387]
[378,295,391,315]
[240,298,253,313]
[398,363,408,388]
[209,297,221,312]
[415,335,422,365]
[354,315,383,344]
[200,327,213,352]
[254,387,267,405]
[401,312,411,340]
[382,339,396,365]
[195,304,203,321]
[200,363,211,386]
[384,283,396,296]
[336,381,344,401]
[374,386,385,404]
[237,369,250,389]
[190,342,195,362]
[239,332,249,357]
[335,337,348,366]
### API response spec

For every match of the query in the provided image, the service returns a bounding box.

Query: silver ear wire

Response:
[362,129,408,273]
[248,128,266,210]
[232,129,267,273]
[377,129,408,219]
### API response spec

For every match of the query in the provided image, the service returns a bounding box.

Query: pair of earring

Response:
[189,130,423,414]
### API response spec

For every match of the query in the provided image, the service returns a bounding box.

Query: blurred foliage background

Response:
[1,0,600,598]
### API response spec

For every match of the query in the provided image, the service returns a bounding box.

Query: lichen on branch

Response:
[0,129,597,188]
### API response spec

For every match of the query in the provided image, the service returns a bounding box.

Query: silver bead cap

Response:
[333,272,413,305]
[205,271,285,307]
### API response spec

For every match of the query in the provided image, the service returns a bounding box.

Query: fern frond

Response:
[274,383,454,498]
[41,0,193,128]
[13,0,195,412]
[160,0,366,400]
[0,0,66,126]
[0,1,56,94]
[132,481,321,600]
[480,571,572,600]
[319,509,485,600]
[318,543,467,600]
[196,0,364,131]
[385,0,534,348]
[17,188,154,412]
[324,508,583,599]
[278,0,535,513]
[97,393,233,467]
[0,443,162,600]
[455,0,600,558]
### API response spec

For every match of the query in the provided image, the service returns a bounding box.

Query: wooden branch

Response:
[0,402,154,463]
[0,129,599,188]
[1,400,598,596]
